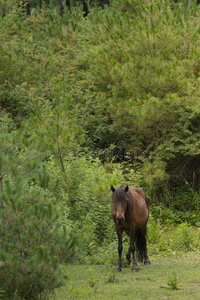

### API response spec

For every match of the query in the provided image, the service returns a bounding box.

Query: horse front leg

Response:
[130,230,139,272]
[126,246,131,265]
[116,229,123,272]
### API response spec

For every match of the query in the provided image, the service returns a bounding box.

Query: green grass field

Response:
[53,252,200,299]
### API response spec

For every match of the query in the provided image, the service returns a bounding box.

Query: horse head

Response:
[111,185,129,225]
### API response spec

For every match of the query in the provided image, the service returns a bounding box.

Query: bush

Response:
[61,154,129,245]
[171,223,199,251]
[0,177,79,300]
[147,217,161,245]
[149,222,200,255]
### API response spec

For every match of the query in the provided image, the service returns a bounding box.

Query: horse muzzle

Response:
[116,217,125,225]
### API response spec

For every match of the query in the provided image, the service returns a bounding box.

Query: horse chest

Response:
[118,222,131,235]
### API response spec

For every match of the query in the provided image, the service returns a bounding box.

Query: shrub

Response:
[147,217,161,245]
[167,272,180,290]
[62,154,136,245]
[171,223,199,251]
[0,177,79,300]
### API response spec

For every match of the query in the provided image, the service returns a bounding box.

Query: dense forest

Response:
[1,0,200,298]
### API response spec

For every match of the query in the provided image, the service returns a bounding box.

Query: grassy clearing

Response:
[53,252,200,300]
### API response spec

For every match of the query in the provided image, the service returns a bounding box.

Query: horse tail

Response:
[145,196,150,211]
[135,229,145,263]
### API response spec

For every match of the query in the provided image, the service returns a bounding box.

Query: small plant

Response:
[87,268,97,288]
[87,268,98,296]
[167,272,179,290]
[88,278,96,288]
[105,265,118,283]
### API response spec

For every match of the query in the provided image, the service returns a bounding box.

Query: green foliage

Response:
[0,0,15,16]
[171,223,199,251]
[167,272,180,290]
[0,177,80,299]
[81,0,200,195]
[54,154,120,250]
[45,152,145,266]
[150,205,186,225]
[104,265,118,283]
[87,268,97,288]
[147,218,161,245]
[1,179,60,299]
[4,0,200,199]
[148,220,200,256]
[0,116,81,299]
[60,152,144,248]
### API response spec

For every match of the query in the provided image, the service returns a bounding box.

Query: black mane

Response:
[113,186,127,202]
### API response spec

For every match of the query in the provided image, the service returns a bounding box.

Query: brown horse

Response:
[111,185,150,272]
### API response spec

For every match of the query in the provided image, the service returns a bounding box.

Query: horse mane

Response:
[113,186,128,202]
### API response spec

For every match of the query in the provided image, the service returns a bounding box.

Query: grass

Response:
[52,251,200,299]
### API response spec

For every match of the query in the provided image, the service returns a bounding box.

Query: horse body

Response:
[111,185,150,272]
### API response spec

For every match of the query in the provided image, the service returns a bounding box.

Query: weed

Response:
[87,268,97,288]
[167,272,180,290]
[105,265,118,283]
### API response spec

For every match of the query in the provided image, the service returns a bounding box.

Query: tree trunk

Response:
[60,0,64,17]
[163,180,170,207]
[98,0,110,7]
[83,0,89,18]
[66,0,71,11]
[2,8,6,17]
[22,0,31,15]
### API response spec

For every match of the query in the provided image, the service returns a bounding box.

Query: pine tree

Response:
[0,114,80,299]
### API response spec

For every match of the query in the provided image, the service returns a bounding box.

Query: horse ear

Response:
[125,185,129,192]
[111,186,115,193]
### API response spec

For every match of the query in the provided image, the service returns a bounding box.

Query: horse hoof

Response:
[132,267,139,273]
[144,261,150,265]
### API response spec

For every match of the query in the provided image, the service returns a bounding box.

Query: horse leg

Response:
[116,229,123,272]
[144,242,150,265]
[130,231,139,272]
[126,246,131,265]
[135,228,143,263]
[141,227,150,265]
